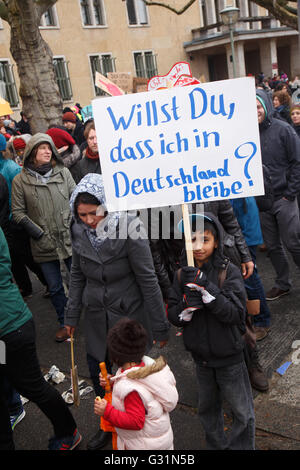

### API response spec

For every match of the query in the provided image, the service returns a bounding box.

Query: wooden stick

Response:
[181,203,194,267]
[71,332,75,370]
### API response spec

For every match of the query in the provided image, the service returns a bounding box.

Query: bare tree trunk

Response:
[3,0,62,133]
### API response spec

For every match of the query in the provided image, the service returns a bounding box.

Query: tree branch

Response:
[140,0,197,15]
[35,0,58,18]
[139,0,298,29]
[253,0,298,29]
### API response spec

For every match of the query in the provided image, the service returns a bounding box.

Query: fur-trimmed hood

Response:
[126,356,167,380]
[111,356,167,383]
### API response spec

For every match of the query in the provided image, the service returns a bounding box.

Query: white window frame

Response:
[126,0,150,27]
[40,5,60,29]
[133,50,158,79]
[79,0,107,28]
[53,55,73,102]
[88,52,116,96]
[0,59,19,109]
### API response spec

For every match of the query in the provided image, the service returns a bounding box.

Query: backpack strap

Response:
[218,263,228,288]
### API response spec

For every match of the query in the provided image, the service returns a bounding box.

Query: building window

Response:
[40,6,59,27]
[199,0,208,27]
[134,51,157,78]
[126,0,149,25]
[80,0,106,27]
[0,61,19,108]
[53,57,73,101]
[89,54,116,95]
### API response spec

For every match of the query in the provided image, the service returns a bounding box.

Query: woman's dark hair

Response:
[74,192,104,216]
[28,141,55,167]
[273,90,291,107]
[84,121,95,140]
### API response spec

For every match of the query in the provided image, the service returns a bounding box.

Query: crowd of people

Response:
[1,73,300,451]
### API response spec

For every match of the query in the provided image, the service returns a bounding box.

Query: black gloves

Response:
[177,267,217,322]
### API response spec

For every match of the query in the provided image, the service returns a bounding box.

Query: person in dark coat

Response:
[62,111,85,147]
[146,200,268,392]
[16,112,31,135]
[167,212,255,450]
[148,200,254,302]
[230,197,271,342]
[0,228,81,451]
[64,173,169,450]
[256,88,300,300]
[71,121,101,183]
[272,90,292,124]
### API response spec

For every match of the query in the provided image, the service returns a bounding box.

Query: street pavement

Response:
[12,248,300,452]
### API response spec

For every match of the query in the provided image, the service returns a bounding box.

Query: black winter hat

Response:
[107,318,148,367]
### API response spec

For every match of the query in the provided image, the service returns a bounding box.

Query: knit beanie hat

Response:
[13,137,27,150]
[256,94,268,120]
[0,133,7,151]
[107,318,148,367]
[62,111,76,123]
[46,127,75,149]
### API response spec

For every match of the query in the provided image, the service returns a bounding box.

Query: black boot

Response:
[87,429,111,450]
[244,343,269,392]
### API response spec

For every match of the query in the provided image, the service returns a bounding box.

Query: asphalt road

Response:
[11,248,300,453]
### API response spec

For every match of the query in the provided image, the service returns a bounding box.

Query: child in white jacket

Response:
[94,318,178,450]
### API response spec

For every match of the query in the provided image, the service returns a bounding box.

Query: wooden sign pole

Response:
[181,203,194,267]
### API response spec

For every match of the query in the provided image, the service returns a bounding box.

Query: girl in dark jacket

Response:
[167,212,255,450]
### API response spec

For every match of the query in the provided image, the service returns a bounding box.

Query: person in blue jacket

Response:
[230,197,271,340]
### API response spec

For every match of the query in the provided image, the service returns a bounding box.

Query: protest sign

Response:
[148,62,194,91]
[95,71,124,96]
[81,104,93,122]
[92,76,264,213]
[107,72,133,94]
[133,77,148,93]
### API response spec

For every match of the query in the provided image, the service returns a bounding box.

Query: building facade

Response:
[0,0,298,116]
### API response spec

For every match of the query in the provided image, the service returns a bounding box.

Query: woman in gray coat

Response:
[64,173,170,449]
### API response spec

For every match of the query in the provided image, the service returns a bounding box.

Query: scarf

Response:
[85,146,99,160]
[83,212,123,252]
[26,161,53,175]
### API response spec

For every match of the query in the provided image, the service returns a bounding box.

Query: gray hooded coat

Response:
[64,173,170,362]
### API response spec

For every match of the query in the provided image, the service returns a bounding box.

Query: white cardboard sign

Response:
[92,77,264,212]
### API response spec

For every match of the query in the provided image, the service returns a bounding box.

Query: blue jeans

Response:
[244,245,271,327]
[195,361,255,450]
[39,257,72,327]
